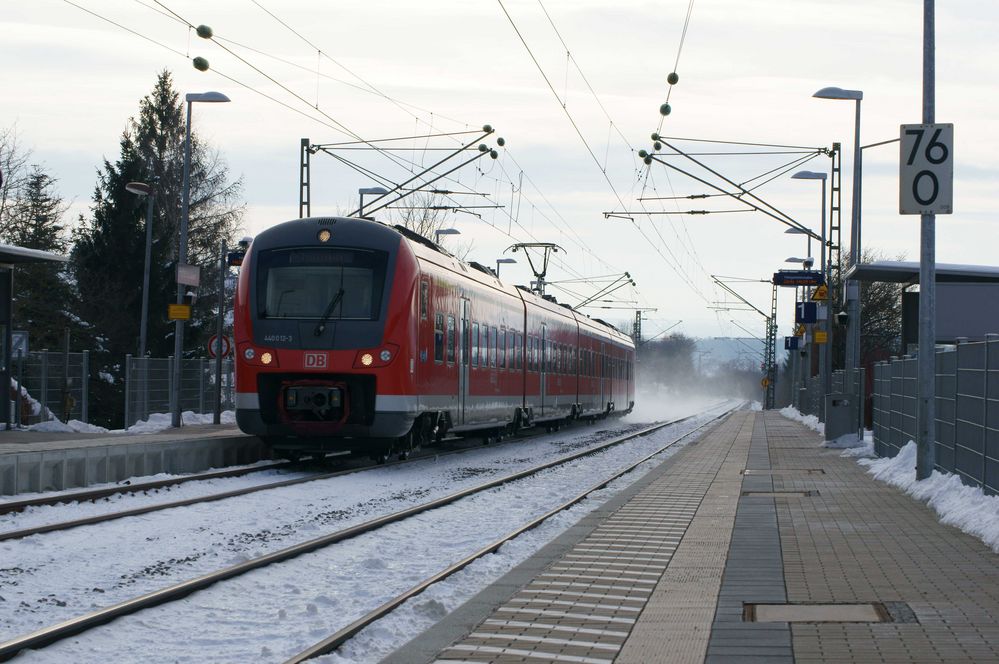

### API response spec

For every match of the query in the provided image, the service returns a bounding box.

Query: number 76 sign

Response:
[899,123,953,215]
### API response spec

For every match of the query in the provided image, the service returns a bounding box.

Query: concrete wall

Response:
[0,435,269,496]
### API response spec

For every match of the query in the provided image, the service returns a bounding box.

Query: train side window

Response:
[482,325,488,368]
[434,313,444,363]
[420,280,429,320]
[515,334,522,370]
[446,315,456,364]
[500,329,507,368]
[491,327,498,367]
[472,323,480,367]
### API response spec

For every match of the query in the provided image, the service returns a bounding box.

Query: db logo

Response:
[304,352,328,369]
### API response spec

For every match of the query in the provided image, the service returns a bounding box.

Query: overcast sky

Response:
[3,0,996,344]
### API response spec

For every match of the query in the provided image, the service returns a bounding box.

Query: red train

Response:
[233,216,635,460]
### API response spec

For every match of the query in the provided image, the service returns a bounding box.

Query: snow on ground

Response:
[23,410,237,434]
[4,400,735,662]
[779,406,823,435]
[859,441,999,552]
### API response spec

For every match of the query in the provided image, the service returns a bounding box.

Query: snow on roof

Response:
[844,261,999,284]
[0,244,69,265]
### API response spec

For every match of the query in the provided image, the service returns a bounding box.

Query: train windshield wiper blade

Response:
[314,288,345,336]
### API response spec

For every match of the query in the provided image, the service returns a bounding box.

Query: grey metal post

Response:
[845,96,863,439]
[124,353,132,430]
[171,100,193,429]
[14,350,23,427]
[916,0,937,480]
[199,358,206,415]
[62,328,70,422]
[82,350,89,423]
[40,350,49,421]
[168,354,175,422]
[214,241,226,424]
[138,183,155,358]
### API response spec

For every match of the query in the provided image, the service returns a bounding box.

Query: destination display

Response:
[773,270,825,287]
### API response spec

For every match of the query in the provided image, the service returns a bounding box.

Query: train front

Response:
[233,217,418,456]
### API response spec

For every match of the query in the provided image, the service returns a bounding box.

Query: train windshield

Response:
[257,247,388,320]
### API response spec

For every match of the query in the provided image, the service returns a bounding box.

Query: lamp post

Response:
[172,91,230,428]
[495,257,516,277]
[435,228,460,244]
[125,180,156,358]
[358,186,389,218]
[791,169,831,407]
[814,86,863,437]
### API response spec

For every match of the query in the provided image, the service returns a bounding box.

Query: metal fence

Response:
[11,350,90,426]
[124,355,235,428]
[872,335,999,495]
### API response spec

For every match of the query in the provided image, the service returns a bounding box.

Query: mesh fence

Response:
[124,356,235,428]
[10,350,90,426]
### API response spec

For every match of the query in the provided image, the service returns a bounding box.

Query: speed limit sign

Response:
[899,123,953,215]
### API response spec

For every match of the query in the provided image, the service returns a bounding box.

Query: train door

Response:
[540,323,547,416]
[459,298,470,425]
[600,342,606,408]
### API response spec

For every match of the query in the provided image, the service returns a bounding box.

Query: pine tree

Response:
[69,70,243,426]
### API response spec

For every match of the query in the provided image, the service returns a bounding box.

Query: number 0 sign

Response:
[900,123,953,215]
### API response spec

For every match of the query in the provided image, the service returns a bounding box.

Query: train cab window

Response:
[420,280,429,320]
[472,323,480,367]
[446,315,456,364]
[257,247,388,321]
[434,313,444,363]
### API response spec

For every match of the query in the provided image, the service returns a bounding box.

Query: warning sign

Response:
[793,324,806,337]
[168,304,192,321]
[760,377,770,388]
[814,331,828,344]
[811,284,829,301]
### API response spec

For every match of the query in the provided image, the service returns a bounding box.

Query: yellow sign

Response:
[761,377,770,388]
[811,284,829,301]
[168,304,192,321]
[794,324,805,337]
[814,331,828,344]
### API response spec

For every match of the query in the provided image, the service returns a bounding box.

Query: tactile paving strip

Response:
[433,415,750,664]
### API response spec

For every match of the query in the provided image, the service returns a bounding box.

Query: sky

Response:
[3,0,997,346]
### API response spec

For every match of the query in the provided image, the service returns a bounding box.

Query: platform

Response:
[385,410,999,663]
[0,424,266,496]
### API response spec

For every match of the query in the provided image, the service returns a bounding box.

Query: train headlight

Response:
[243,348,255,360]
[260,352,273,365]
[360,353,374,366]
[379,349,392,362]
[317,229,332,243]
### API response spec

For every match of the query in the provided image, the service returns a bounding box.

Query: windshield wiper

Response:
[314,288,345,336]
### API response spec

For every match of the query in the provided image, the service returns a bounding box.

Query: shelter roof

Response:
[0,244,69,266]
[844,260,999,284]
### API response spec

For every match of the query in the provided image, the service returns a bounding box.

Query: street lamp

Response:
[358,186,389,218]
[495,257,516,277]
[172,91,230,428]
[814,86,862,436]
[125,180,156,358]
[791,169,831,404]
[435,228,460,244]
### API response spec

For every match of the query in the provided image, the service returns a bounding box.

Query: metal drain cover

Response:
[741,490,818,497]
[745,603,889,623]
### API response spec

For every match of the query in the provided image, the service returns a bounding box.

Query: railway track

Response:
[0,404,736,661]
[0,420,649,542]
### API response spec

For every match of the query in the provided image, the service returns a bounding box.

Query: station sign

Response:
[773,270,825,287]
[795,302,818,325]
[176,263,201,287]
[784,336,799,350]
[168,304,192,321]
[900,123,953,215]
